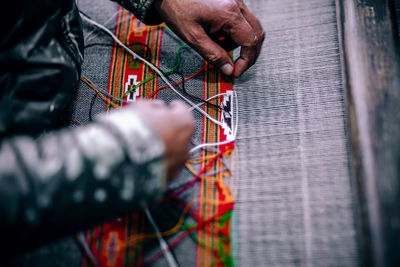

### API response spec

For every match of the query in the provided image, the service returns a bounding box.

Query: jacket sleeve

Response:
[111,0,162,25]
[0,108,166,257]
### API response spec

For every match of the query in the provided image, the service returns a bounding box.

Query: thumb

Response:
[183,24,235,76]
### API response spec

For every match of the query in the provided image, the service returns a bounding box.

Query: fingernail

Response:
[220,63,233,76]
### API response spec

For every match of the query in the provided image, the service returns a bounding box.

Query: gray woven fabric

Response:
[232,0,359,266]
[68,0,120,125]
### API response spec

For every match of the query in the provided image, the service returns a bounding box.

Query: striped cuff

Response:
[114,0,162,25]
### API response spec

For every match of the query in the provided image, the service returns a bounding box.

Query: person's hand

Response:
[131,100,195,181]
[154,0,264,78]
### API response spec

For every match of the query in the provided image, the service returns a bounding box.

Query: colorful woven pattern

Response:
[82,7,236,267]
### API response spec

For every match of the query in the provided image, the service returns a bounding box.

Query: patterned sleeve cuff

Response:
[96,109,167,205]
[113,0,162,25]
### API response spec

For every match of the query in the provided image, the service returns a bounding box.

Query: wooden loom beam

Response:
[336,0,400,266]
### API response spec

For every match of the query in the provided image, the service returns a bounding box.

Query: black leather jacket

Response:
[0,0,165,258]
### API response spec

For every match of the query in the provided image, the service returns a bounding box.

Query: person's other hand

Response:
[131,100,195,181]
[154,0,264,78]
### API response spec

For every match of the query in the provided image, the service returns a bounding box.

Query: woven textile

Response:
[77,5,237,267]
[232,0,359,266]
[70,0,362,266]
[6,0,361,266]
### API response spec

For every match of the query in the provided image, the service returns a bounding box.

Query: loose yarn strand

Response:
[145,209,179,267]
[80,14,224,128]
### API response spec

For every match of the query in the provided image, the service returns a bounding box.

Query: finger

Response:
[170,100,195,134]
[224,12,258,77]
[149,99,166,108]
[169,100,193,120]
[169,100,193,121]
[230,14,258,77]
[168,151,188,180]
[166,162,181,181]
[169,99,190,110]
[182,24,235,76]
[234,45,258,78]
[132,99,164,108]
[236,0,265,56]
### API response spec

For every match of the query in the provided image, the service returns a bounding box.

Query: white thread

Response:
[188,93,228,111]
[80,14,239,154]
[85,10,129,43]
[81,14,224,128]
[190,139,235,153]
[233,91,239,139]
[190,91,239,153]
[145,209,179,267]
[78,232,100,267]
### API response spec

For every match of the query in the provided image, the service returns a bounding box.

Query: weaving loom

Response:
[72,0,360,265]
[7,0,400,266]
